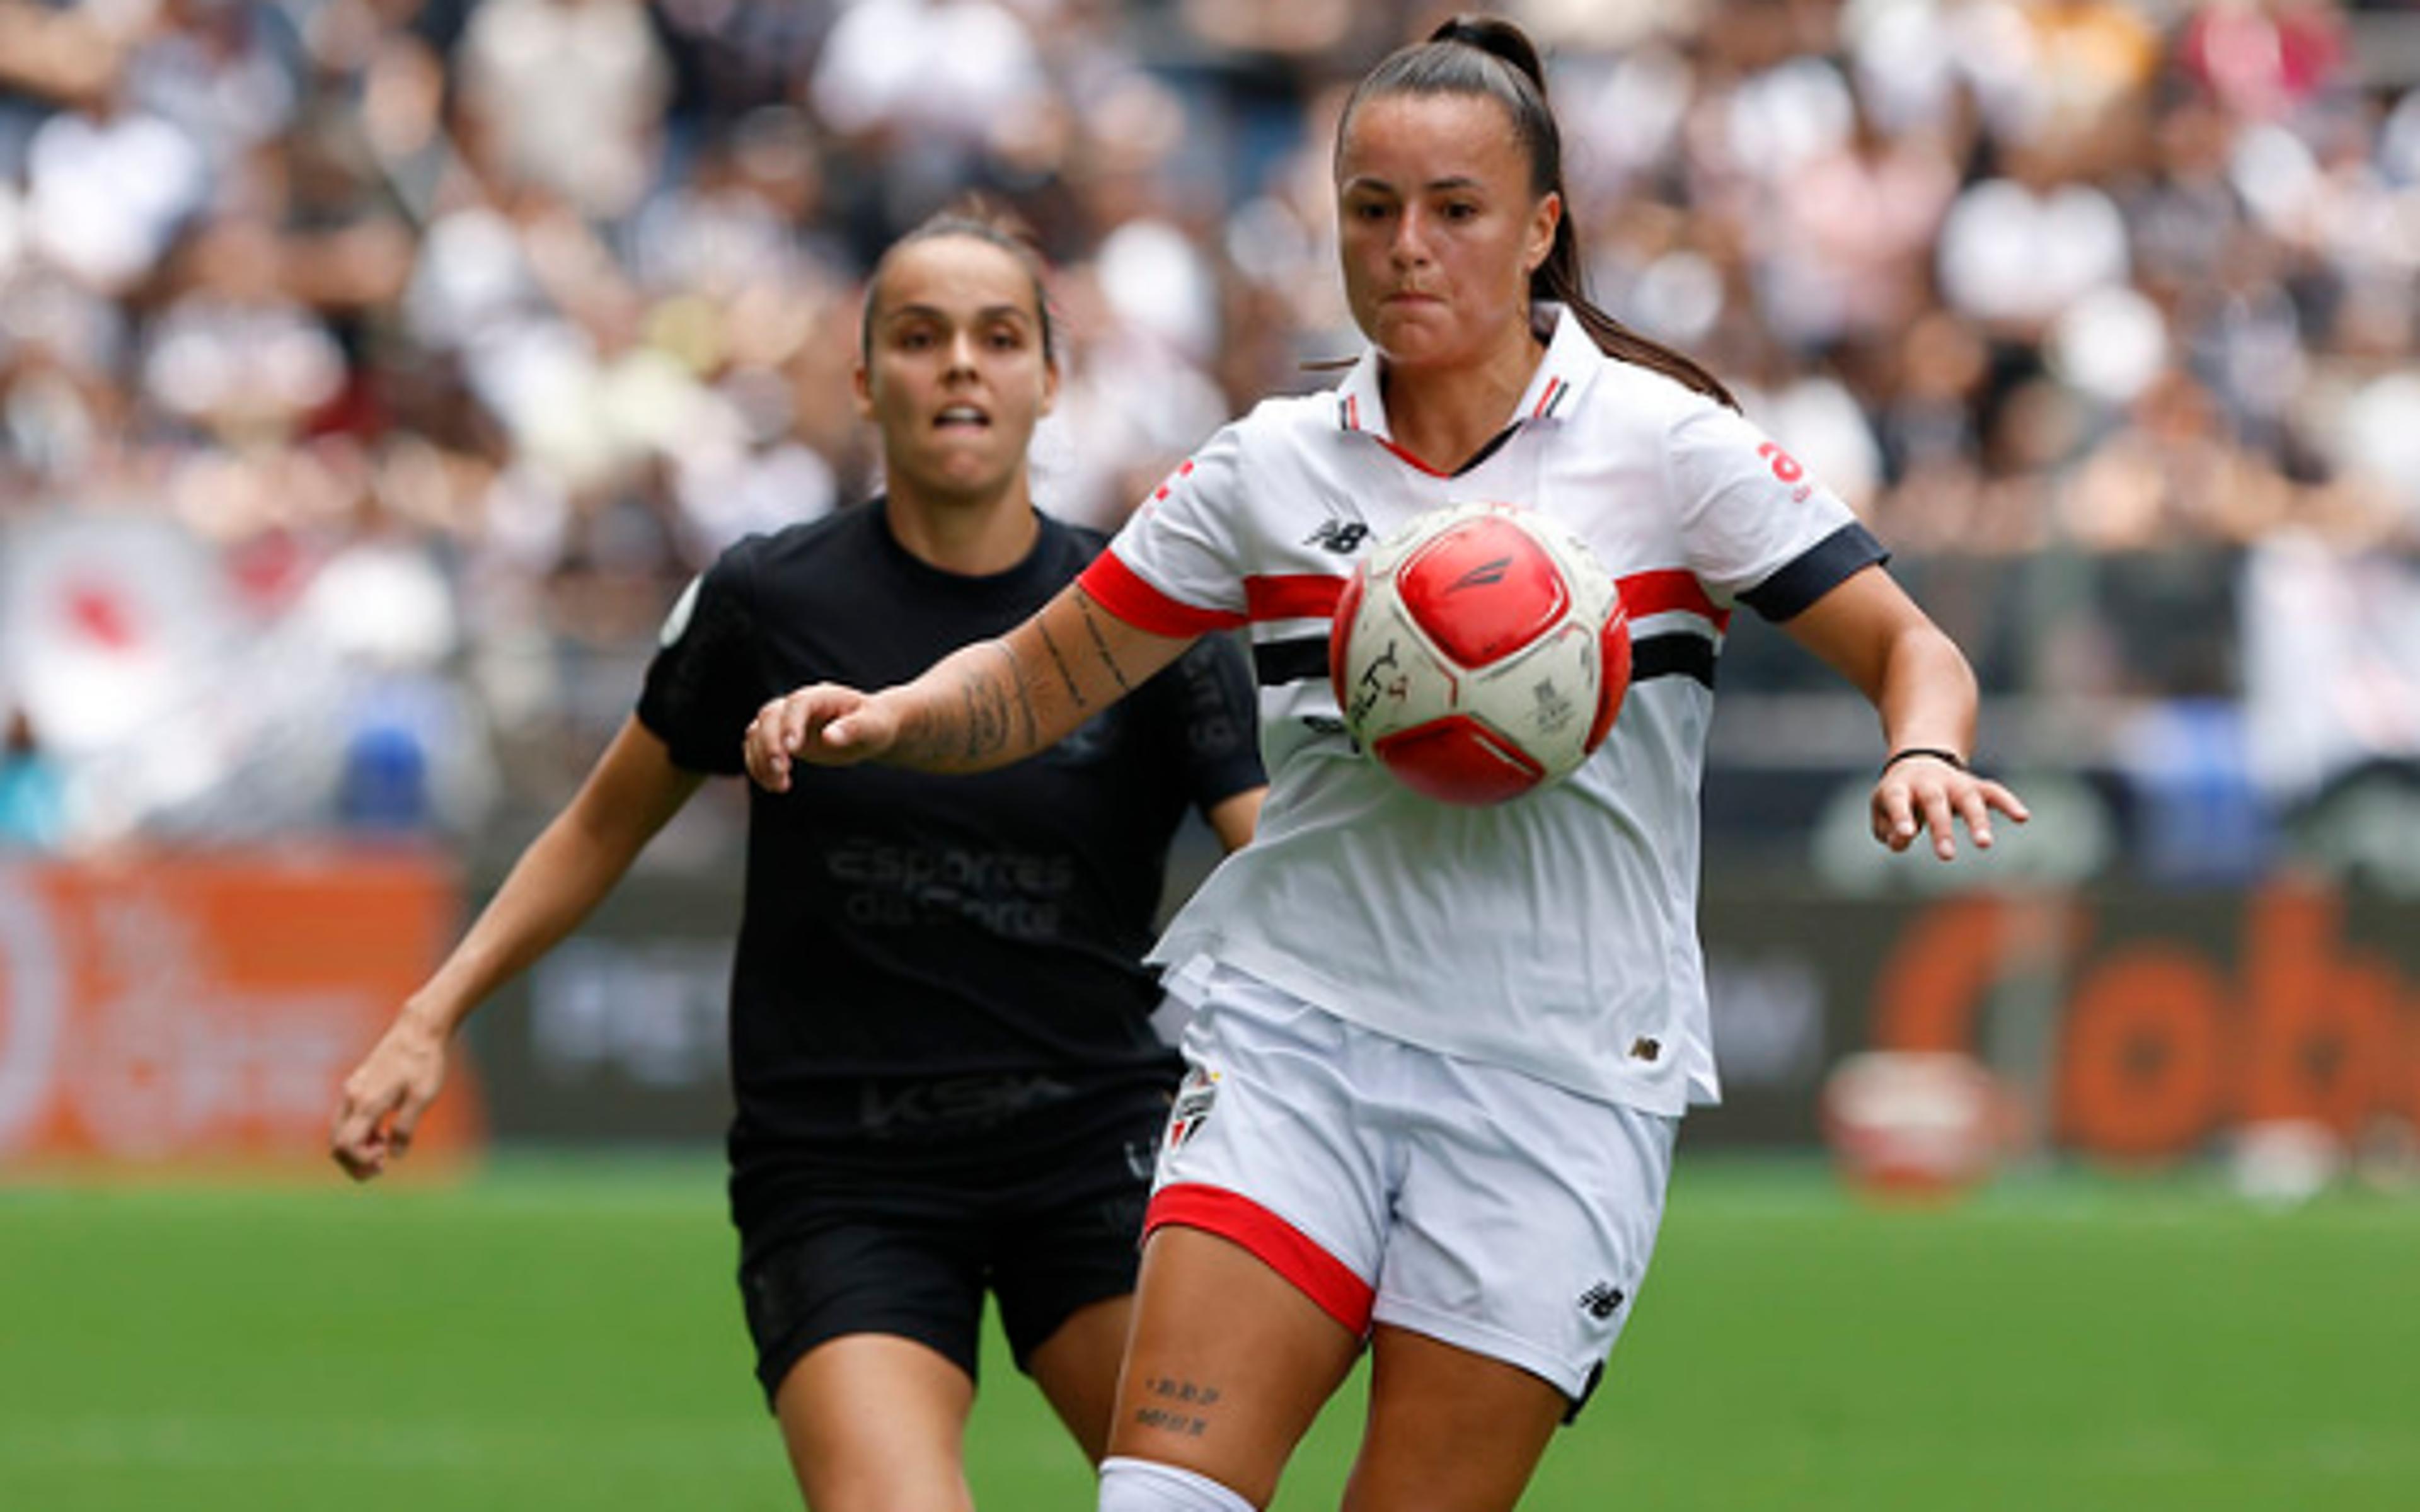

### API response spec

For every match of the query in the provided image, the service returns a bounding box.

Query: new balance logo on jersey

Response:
[1304,520,1371,554]
[1579,1282,1626,1320]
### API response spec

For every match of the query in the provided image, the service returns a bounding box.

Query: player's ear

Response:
[1039,349,1059,417]
[851,358,875,421]
[1525,190,1562,278]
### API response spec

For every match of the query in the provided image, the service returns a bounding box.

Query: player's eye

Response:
[1441,200,1479,222]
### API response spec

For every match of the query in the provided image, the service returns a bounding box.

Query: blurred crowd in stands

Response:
[3,0,2419,875]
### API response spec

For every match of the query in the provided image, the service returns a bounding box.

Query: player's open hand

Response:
[745,684,896,791]
[1871,754,2029,861]
[330,1012,448,1181]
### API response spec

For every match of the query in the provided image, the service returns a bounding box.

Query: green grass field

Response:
[3,1155,2413,1511]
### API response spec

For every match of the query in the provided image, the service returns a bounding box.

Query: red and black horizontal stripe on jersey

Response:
[1244,568,1731,690]
[1086,528,1880,696]
[1252,629,1717,689]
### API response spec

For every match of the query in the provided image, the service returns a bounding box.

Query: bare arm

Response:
[747,583,1199,788]
[330,717,703,1178]
[1206,788,1265,853]
[1783,565,2029,860]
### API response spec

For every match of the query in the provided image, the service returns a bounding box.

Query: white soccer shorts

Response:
[1146,964,1678,1402]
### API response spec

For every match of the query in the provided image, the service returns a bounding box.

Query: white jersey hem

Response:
[1155,943,1695,1120]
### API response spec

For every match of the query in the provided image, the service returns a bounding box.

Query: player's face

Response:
[856,236,1057,506]
[1335,92,1560,373]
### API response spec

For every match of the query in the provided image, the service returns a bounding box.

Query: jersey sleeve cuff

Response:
[1078,551,1248,636]
[1737,522,1889,622]
[632,697,743,776]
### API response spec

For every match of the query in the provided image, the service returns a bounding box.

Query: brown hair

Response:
[860,198,1059,369]
[1339,14,1739,410]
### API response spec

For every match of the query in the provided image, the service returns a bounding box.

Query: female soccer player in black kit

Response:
[329,207,1267,1512]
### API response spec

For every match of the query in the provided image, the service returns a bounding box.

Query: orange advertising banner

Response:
[0,851,480,1172]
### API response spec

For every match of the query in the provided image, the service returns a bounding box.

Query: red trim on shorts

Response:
[1077,554,1248,636]
[1616,568,1732,631]
[1243,574,1347,622]
[1146,1184,1374,1336]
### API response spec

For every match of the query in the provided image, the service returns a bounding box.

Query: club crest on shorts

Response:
[1166,1066,1219,1149]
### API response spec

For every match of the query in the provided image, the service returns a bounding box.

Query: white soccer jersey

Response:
[1080,306,1883,1114]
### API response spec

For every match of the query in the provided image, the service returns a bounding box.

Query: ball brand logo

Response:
[1578,1281,1626,1320]
[1531,678,1575,734]
[1345,638,1407,728]
[1448,555,1516,593]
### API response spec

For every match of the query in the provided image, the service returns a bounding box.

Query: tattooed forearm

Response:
[880,636,1061,772]
[994,640,1040,753]
[1034,621,1092,710]
[1076,595,1135,693]
[954,662,1013,764]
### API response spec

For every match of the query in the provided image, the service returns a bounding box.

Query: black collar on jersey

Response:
[868,495,1069,605]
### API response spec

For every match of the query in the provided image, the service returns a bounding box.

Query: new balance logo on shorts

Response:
[1579,1281,1626,1320]
[1304,520,1371,554]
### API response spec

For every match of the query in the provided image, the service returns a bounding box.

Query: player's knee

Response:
[1098,1455,1257,1512]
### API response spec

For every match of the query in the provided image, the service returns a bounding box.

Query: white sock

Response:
[1097,1455,1257,1512]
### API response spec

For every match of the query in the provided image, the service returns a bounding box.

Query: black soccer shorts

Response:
[734,1089,1166,1406]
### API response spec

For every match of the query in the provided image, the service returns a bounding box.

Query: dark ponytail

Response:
[1340,14,1739,411]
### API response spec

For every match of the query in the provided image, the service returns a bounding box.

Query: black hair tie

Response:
[1880,747,1968,777]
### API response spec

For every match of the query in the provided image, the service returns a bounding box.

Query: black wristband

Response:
[1881,746,1966,777]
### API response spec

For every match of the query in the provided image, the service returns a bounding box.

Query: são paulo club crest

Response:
[1166,1065,1219,1150]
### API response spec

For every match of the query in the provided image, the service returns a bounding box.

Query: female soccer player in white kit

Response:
[747,15,2028,1511]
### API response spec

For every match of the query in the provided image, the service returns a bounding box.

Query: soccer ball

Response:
[1328,502,1630,806]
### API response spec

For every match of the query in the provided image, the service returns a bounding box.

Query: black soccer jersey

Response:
[637,500,1264,1164]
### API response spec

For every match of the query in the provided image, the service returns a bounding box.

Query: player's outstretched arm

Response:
[746,582,1197,790]
[1780,566,2029,861]
[330,718,702,1179]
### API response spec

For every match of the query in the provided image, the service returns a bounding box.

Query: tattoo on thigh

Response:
[1076,597,1134,693]
[1133,1377,1222,1438]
